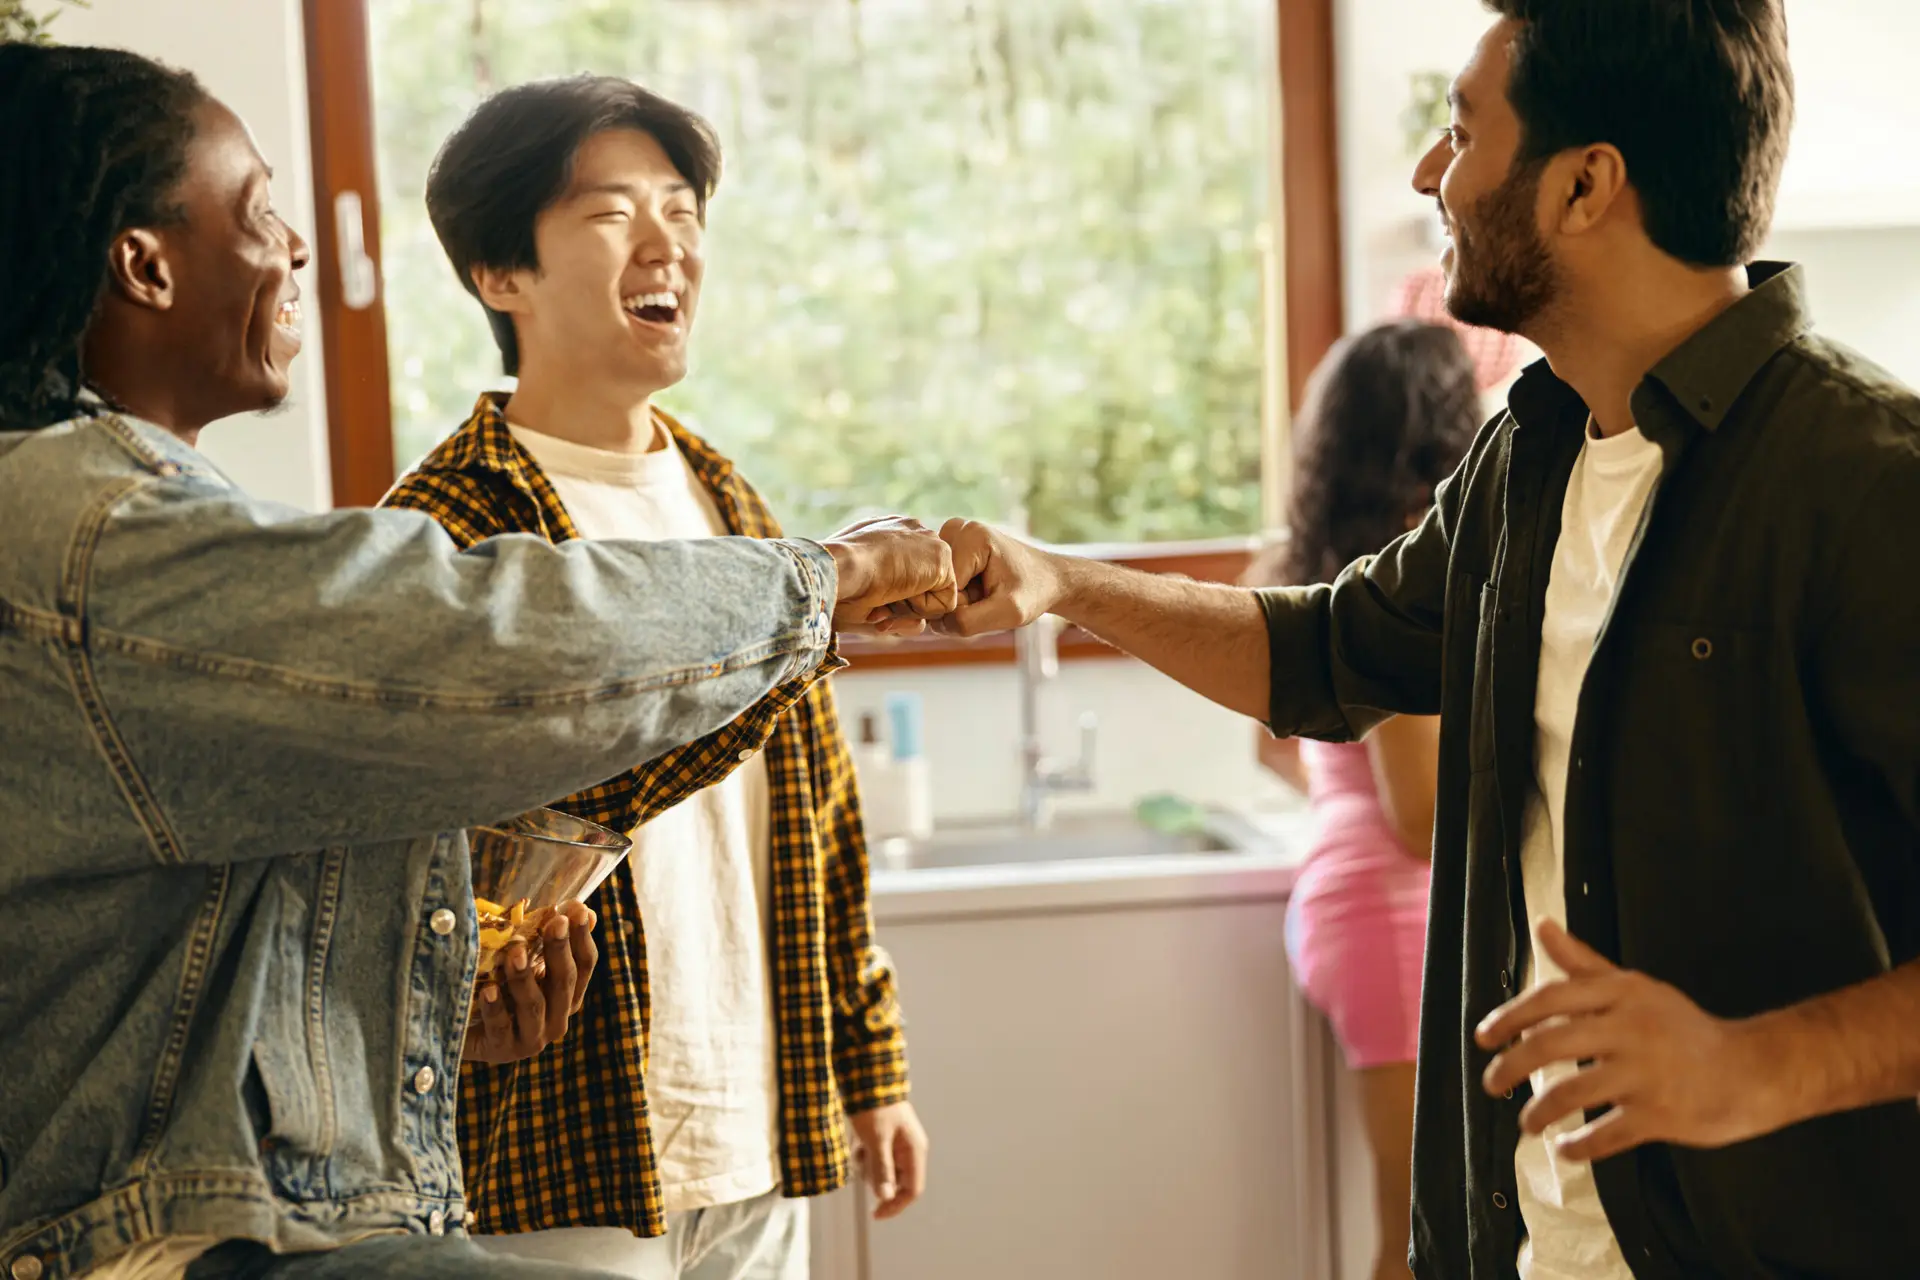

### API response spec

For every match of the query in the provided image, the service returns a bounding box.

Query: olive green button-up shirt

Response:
[1261,264,1920,1279]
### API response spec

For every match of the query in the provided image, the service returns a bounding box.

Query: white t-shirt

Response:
[1513,422,1663,1280]
[509,416,782,1214]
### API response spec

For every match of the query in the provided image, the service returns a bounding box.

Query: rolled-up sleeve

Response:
[1257,422,1484,740]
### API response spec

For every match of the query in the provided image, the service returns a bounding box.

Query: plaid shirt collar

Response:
[426,391,761,538]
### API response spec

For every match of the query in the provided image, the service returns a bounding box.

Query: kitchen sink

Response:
[874,807,1272,872]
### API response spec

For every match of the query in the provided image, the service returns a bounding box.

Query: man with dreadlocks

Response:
[0,42,962,1280]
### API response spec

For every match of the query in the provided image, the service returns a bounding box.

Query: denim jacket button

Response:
[428,1210,446,1236]
[429,908,458,936]
[10,1254,44,1280]
[413,1065,436,1095]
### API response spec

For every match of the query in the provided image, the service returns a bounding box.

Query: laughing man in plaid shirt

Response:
[382,76,928,1280]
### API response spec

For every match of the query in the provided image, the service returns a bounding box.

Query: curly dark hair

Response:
[1257,321,1481,589]
[0,42,207,430]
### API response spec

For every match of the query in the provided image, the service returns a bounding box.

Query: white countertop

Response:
[870,808,1316,925]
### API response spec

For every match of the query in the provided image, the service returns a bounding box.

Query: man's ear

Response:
[1556,143,1630,237]
[472,263,532,315]
[104,228,175,312]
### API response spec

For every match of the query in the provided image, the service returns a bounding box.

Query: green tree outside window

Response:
[0,0,87,45]
[373,0,1273,544]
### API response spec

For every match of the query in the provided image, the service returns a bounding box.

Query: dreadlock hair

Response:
[0,43,207,430]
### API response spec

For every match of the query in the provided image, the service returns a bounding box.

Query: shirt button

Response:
[737,749,755,763]
[10,1256,44,1280]
[413,1065,436,1095]
[1493,1192,1509,1210]
[430,908,457,936]
[428,1210,446,1236]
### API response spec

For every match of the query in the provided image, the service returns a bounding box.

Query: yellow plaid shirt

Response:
[383,392,909,1237]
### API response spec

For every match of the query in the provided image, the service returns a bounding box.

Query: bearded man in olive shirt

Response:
[937,2,1920,1277]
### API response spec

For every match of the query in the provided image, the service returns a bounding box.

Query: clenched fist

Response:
[933,517,1065,636]
[824,516,959,636]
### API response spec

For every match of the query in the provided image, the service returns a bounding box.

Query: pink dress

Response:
[1287,739,1432,1068]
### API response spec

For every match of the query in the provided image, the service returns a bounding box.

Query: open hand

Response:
[850,1101,930,1220]
[463,900,599,1065]
[1477,919,1781,1163]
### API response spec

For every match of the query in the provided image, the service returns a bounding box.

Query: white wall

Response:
[1764,228,1920,388]
[56,0,332,512]
[1333,0,1491,329]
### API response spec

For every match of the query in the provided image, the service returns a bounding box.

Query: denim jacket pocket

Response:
[243,860,343,1195]
[249,1037,323,1151]
[249,1018,334,1200]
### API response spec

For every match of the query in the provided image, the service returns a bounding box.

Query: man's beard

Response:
[1443,158,1558,336]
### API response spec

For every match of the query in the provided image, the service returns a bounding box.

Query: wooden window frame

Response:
[302,0,1341,669]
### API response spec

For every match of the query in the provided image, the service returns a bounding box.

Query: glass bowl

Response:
[467,807,629,990]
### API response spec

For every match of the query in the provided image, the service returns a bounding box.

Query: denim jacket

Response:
[0,413,839,1280]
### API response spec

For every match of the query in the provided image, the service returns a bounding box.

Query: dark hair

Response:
[426,75,723,376]
[0,43,206,429]
[1485,0,1793,267]
[1251,322,1480,589]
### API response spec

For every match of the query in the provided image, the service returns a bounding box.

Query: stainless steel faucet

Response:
[1015,613,1097,829]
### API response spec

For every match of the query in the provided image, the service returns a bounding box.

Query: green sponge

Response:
[1133,792,1209,835]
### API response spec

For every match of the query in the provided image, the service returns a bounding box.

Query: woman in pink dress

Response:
[1250,320,1480,1280]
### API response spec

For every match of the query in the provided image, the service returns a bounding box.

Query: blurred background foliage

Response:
[372,0,1273,542]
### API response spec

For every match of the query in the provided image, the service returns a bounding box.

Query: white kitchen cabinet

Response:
[813,852,1336,1280]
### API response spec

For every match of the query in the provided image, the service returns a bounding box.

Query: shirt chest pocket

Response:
[1608,621,1778,833]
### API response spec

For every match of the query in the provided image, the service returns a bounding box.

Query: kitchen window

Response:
[303,0,1341,659]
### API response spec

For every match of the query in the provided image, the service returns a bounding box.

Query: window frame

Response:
[302,0,1342,668]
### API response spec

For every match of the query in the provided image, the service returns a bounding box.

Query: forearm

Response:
[1047,553,1272,722]
[1746,958,1920,1130]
